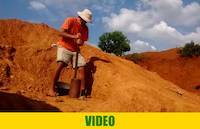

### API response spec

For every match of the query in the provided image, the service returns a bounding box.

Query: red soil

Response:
[139,49,200,94]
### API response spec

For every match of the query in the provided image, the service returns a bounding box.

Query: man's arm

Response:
[59,28,81,39]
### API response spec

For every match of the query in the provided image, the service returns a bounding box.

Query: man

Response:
[49,9,92,97]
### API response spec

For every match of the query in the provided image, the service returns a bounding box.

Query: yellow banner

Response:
[0,113,200,129]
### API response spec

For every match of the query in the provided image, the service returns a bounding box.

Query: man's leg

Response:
[49,62,66,96]
[72,52,86,98]
[78,66,86,96]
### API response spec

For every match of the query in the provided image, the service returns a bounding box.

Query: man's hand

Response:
[76,33,83,45]
[76,38,83,45]
[59,29,81,39]
[75,33,81,39]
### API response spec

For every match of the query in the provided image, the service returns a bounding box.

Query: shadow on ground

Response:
[85,57,110,96]
[0,91,60,112]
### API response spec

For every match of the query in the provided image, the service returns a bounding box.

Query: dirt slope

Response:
[1,19,200,112]
[138,49,200,94]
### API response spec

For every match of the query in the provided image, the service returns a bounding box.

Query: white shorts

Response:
[56,46,86,68]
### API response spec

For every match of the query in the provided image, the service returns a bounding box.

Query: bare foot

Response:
[47,90,58,97]
[86,95,92,98]
[78,95,86,100]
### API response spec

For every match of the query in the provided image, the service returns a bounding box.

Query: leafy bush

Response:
[124,53,144,64]
[179,41,200,57]
[98,31,130,56]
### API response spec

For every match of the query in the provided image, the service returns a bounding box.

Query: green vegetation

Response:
[98,31,130,56]
[179,41,200,57]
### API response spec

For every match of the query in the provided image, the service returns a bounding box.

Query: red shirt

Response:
[58,17,88,52]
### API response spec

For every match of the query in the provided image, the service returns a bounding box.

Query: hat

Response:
[77,9,92,23]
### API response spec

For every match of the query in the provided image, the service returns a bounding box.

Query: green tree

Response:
[179,41,200,57]
[98,31,130,56]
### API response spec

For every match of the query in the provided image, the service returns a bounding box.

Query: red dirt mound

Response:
[1,19,200,112]
[138,49,200,94]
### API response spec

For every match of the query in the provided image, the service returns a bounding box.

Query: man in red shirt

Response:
[49,9,92,97]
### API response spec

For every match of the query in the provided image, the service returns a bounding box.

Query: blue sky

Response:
[0,0,200,52]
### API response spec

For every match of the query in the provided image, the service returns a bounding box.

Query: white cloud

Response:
[129,40,157,53]
[129,23,143,32]
[29,1,46,10]
[28,1,59,22]
[103,0,200,52]
[144,21,183,46]
[140,0,200,27]
[144,22,200,47]
[152,21,176,33]
[103,8,157,33]
[196,27,200,33]
[180,2,200,26]
[184,28,200,43]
